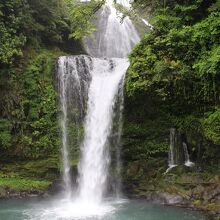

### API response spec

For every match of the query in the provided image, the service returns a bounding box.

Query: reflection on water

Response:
[0,198,206,220]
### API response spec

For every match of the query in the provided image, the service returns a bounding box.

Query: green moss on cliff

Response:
[0,178,51,191]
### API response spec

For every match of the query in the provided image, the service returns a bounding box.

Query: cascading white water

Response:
[77,58,129,203]
[183,142,195,167]
[85,0,140,58]
[142,18,154,29]
[165,130,195,173]
[114,75,125,198]
[76,0,140,203]
[169,128,177,167]
[57,0,143,216]
[57,56,92,197]
[165,128,177,173]
[58,57,72,197]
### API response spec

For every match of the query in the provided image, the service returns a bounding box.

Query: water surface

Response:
[0,198,205,220]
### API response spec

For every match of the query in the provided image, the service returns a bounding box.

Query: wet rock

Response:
[148,193,187,206]
[0,187,7,198]
[191,185,205,199]
[126,161,140,177]
[47,179,63,195]
[168,165,194,175]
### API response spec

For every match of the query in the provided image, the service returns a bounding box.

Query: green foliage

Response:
[0,0,103,159]
[0,0,27,64]
[194,46,220,77]
[19,51,60,158]
[25,0,71,44]
[67,0,104,39]
[0,157,60,180]
[0,0,101,64]
[123,120,170,161]
[126,0,220,163]
[0,50,62,159]
[203,108,220,145]
[0,178,51,190]
[0,119,11,148]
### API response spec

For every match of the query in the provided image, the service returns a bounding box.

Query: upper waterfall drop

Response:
[84,0,140,58]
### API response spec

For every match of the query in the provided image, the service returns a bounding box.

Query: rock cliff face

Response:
[121,158,220,219]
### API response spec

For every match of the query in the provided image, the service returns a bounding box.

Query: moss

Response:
[193,199,202,206]
[0,187,7,197]
[0,158,55,192]
[123,157,220,217]
[0,157,60,181]
[0,178,51,191]
[70,159,79,167]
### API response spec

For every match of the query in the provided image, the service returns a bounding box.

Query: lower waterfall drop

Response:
[77,58,129,204]
[57,55,129,212]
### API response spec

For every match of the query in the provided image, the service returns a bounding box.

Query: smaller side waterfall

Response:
[183,142,195,167]
[141,18,153,29]
[166,129,195,173]
[165,128,177,173]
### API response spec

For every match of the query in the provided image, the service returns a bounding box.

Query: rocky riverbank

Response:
[0,157,61,199]
[123,159,220,220]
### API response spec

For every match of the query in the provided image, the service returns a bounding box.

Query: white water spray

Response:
[57,56,92,197]
[77,0,140,203]
[183,142,195,167]
[58,57,72,197]
[141,18,153,29]
[77,58,129,203]
[165,128,177,173]
[85,0,140,58]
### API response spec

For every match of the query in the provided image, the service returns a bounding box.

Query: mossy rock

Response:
[0,157,60,180]
[0,187,7,197]
[0,178,51,191]
[168,165,194,175]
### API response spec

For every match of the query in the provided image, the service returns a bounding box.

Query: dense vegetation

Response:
[0,0,104,160]
[0,0,219,215]
[125,0,220,166]
[0,0,103,193]
[123,1,220,216]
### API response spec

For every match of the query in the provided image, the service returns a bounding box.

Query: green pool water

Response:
[0,198,206,220]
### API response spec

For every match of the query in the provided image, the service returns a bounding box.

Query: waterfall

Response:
[57,56,131,201]
[58,57,72,197]
[84,0,140,58]
[183,142,195,167]
[77,58,129,203]
[168,128,177,168]
[79,0,140,202]
[57,56,129,200]
[57,0,141,211]
[57,56,92,196]
[141,18,154,29]
[114,75,125,198]
[165,128,177,173]
[76,0,140,202]
[165,129,195,173]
